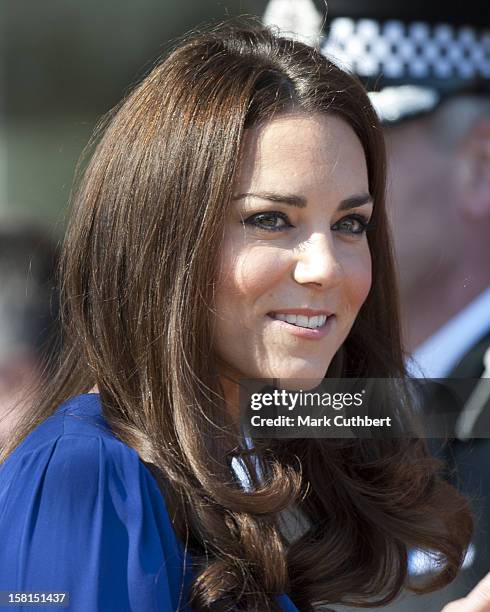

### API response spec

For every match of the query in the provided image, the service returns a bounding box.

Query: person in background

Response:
[0,224,59,444]
[263,0,490,610]
[307,0,490,376]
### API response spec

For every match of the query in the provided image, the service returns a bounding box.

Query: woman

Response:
[0,20,479,612]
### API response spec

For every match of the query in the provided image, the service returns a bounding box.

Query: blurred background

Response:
[2,0,275,233]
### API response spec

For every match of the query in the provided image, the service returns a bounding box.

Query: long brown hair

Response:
[1,19,472,611]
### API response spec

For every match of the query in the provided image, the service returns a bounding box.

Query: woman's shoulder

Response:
[0,394,142,495]
[0,393,194,610]
[1,395,149,526]
[6,392,119,448]
[0,393,167,523]
[2,393,140,470]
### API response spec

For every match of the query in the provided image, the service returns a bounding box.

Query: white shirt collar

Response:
[230,431,263,491]
[408,286,490,378]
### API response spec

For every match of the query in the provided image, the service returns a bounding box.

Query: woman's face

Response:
[213,112,373,390]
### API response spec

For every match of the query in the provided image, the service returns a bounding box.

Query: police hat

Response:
[262,0,490,123]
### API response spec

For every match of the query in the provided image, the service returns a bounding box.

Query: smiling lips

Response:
[268,312,328,329]
[268,308,333,325]
[266,309,335,337]
[268,308,332,317]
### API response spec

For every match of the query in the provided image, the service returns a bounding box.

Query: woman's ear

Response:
[456,117,490,221]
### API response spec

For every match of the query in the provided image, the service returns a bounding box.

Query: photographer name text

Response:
[249,414,392,428]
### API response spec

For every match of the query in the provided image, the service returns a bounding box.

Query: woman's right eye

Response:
[243,211,293,232]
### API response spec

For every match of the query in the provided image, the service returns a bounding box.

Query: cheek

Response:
[213,239,285,375]
[341,246,372,317]
[215,239,284,322]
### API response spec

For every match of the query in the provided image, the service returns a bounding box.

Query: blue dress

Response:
[0,393,299,611]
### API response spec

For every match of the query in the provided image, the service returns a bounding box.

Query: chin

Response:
[258,358,333,390]
[274,376,326,391]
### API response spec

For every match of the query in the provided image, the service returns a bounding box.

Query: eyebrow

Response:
[232,191,373,211]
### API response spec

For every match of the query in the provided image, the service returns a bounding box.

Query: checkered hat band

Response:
[321,18,490,80]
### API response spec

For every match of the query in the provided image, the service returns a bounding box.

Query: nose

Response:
[292,233,343,289]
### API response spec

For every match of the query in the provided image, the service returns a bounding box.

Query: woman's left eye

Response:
[332,214,372,236]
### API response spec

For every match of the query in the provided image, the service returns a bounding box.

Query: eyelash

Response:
[243,211,376,235]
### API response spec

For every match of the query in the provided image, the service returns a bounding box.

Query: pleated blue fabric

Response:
[0,393,299,611]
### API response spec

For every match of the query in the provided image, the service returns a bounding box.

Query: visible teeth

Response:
[273,313,327,329]
[296,315,309,327]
